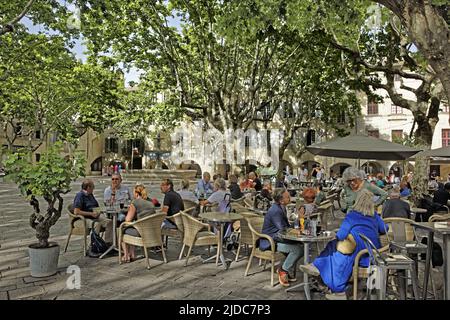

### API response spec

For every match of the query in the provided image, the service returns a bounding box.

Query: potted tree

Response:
[4,142,84,277]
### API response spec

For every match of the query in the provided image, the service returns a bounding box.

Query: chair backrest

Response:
[383,217,416,243]
[67,203,75,215]
[238,212,259,245]
[359,233,385,266]
[246,216,265,246]
[183,199,198,212]
[181,212,207,247]
[429,213,450,222]
[243,197,254,209]
[169,212,184,233]
[132,212,166,247]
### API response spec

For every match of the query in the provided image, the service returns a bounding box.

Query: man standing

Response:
[260,188,304,287]
[161,179,185,228]
[73,179,113,244]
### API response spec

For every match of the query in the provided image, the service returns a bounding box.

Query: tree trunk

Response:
[413,113,434,146]
[402,2,450,121]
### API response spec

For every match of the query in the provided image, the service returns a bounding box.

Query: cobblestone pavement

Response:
[0,178,443,300]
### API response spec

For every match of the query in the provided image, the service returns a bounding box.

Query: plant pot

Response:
[28,242,60,277]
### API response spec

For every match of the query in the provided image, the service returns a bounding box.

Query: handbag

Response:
[336,233,357,254]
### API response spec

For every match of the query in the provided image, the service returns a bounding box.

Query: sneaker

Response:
[325,292,347,300]
[300,263,320,277]
[288,274,297,282]
[277,269,290,287]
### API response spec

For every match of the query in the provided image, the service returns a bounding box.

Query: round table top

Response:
[278,229,335,243]
[199,212,243,222]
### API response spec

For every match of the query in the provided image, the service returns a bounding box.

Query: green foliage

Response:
[4,142,85,200]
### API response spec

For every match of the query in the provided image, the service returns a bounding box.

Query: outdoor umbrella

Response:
[411,145,450,159]
[306,134,422,167]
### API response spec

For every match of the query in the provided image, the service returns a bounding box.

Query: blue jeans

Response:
[277,242,304,274]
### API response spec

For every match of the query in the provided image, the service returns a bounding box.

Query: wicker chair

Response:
[183,200,199,216]
[235,212,260,261]
[118,212,167,269]
[63,204,92,256]
[244,216,285,286]
[429,213,450,222]
[180,212,220,266]
[161,211,185,251]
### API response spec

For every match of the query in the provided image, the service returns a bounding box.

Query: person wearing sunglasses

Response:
[104,173,132,208]
[340,167,387,213]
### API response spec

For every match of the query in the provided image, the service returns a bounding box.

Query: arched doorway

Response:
[390,162,414,178]
[329,162,351,177]
[302,160,320,175]
[90,157,102,172]
[280,160,294,175]
[361,161,384,176]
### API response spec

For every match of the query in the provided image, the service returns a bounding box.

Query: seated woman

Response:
[260,180,273,201]
[399,180,411,198]
[121,184,156,262]
[300,189,388,299]
[314,183,326,205]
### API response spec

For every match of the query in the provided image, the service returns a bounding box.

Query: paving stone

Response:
[8,285,46,300]
[0,292,8,300]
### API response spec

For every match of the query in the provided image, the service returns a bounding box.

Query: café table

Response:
[99,205,128,259]
[199,211,243,270]
[278,229,335,300]
[411,208,428,222]
[413,221,450,300]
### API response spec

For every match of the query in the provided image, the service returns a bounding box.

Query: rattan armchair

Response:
[118,212,167,269]
[429,213,450,222]
[63,204,91,256]
[244,216,285,286]
[180,212,219,266]
[235,212,260,261]
[161,211,184,249]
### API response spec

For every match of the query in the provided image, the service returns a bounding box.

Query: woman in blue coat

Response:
[301,189,388,296]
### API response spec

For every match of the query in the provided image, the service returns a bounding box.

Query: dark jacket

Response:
[259,203,290,251]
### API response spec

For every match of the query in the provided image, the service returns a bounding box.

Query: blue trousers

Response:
[277,242,304,274]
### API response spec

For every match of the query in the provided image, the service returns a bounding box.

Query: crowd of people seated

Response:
[71,164,450,299]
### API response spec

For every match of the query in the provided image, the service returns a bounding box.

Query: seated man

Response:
[260,180,273,201]
[260,188,304,287]
[73,179,113,244]
[161,179,185,229]
[195,172,214,198]
[104,173,132,222]
[381,186,411,219]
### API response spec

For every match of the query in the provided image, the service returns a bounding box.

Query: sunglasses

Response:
[112,178,120,181]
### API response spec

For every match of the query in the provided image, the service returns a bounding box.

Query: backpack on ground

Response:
[87,222,108,258]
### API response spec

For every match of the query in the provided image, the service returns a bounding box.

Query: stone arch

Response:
[361,161,384,176]
[90,157,102,172]
[389,162,414,178]
[329,162,351,176]
[302,160,321,175]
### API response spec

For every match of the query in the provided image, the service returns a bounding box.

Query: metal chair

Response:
[359,233,419,300]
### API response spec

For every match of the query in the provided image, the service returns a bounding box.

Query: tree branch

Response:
[0,0,35,35]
